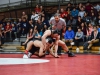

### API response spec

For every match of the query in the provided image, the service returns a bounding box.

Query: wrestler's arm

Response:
[38,44,45,57]
[41,30,51,49]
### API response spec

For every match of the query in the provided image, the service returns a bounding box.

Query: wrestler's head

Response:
[52,29,61,38]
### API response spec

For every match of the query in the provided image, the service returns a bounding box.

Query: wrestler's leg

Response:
[25,41,34,54]
[58,40,75,57]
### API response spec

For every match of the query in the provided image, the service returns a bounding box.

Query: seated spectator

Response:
[78,7,85,19]
[97,25,100,32]
[4,22,12,39]
[71,7,79,19]
[80,22,87,35]
[67,16,77,26]
[31,10,39,24]
[33,28,41,39]
[34,4,40,14]
[39,5,45,22]
[11,23,17,40]
[23,28,34,45]
[87,26,100,50]
[21,18,29,36]
[34,19,44,33]
[90,12,97,26]
[82,12,91,24]
[74,28,83,52]
[97,15,100,26]
[28,20,34,29]
[80,22,87,41]
[21,12,28,20]
[64,27,75,50]
[0,30,3,49]
[85,2,93,14]
[86,23,93,41]
[60,8,68,21]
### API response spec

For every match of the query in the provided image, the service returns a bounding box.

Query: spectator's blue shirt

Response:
[71,9,79,17]
[64,30,75,40]
[98,28,100,32]
[12,26,17,32]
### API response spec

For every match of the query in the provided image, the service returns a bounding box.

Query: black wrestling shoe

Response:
[68,52,75,57]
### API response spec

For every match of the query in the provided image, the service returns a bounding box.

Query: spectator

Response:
[78,7,85,19]
[67,16,77,26]
[66,3,73,11]
[87,26,100,51]
[34,19,44,33]
[33,28,41,39]
[31,10,39,24]
[82,12,91,24]
[21,18,29,36]
[71,7,79,18]
[4,22,12,39]
[64,27,75,50]
[60,8,68,21]
[23,28,34,45]
[97,15,100,26]
[74,28,83,53]
[97,25,100,32]
[11,23,17,40]
[22,12,28,20]
[90,12,97,26]
[85,2,93,14]
[80,22,87,35]
[94,3,100,12]
[39,5,45,22]
[34,4,40,14]
[28,20,34,29]
[86,23,93,41]
[76,16,83,29]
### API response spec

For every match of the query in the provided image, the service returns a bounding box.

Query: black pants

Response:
[75,39,83,47]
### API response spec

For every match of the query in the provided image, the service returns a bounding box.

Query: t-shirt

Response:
[49,17,66,30]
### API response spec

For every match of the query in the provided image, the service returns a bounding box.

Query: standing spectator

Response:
[78,7,85,19]
[97,25,100,32]
[74,28,83,53]
[71,7,79,19]
[22,12,28,20]
[64,27,75,50]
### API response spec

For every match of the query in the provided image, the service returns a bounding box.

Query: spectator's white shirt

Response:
[94,4,100,11]
[78,11,85,19]
[31,14,39,21]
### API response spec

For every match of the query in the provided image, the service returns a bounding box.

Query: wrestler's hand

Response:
[54,53,60,58]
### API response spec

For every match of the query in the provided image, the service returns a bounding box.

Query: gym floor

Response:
[0,54,100,75]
